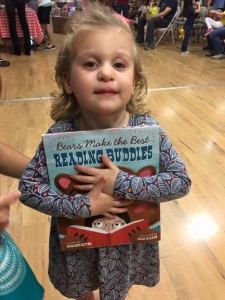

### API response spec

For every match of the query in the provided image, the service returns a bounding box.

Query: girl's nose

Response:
[97,64,114,81]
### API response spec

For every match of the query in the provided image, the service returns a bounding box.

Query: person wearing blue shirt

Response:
[207,0,225,11]
[135,0,178,50]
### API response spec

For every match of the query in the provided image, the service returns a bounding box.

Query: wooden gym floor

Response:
[0,34,225,300]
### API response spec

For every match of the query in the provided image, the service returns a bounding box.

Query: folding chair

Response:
[176,16,186,40]
[155,6,181,48]
[190,7,207,43]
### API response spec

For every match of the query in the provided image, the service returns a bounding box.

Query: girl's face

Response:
[64,26,135,119]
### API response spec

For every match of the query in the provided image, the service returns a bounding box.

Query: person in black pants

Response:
[115,0,130,19]
[135,0,177,50]
[4,0,31,55]
[181,0,201,54]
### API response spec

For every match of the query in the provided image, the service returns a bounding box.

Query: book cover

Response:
[42,125,161,250]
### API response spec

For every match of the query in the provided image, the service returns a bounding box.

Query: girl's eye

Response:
[84,61,98,68]
[114,62,126,69]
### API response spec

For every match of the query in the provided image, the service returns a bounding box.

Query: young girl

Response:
[145,0,158,21]
[204,10,225,36]
[19,2,191,300]
[181,0,201,54]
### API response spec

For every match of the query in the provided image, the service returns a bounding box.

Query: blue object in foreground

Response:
[0,231,44,300]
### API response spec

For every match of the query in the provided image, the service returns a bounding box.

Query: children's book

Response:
[42,125,161,251]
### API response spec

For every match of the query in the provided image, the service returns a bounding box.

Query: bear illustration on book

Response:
[55,165,160,251]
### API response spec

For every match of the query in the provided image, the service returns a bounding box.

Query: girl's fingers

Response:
[101,154,118,171]
[75,165,98,176]
[90,177,106,196]
[113,200,134,207]
[109,207,129,214]
[70,174,97,184]
[73,184,94,192]
[101,154,113,167]
[102,212,117,219]
[74,154,118,175]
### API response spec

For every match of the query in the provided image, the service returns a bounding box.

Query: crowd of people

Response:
[110,0,225,58]
[0,0,225,64]
[201,0,225,58]
[0,0,54,57]
[132,0,225,58]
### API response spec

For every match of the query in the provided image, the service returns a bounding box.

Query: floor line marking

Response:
[147,82,225,92]
[0,96,54,103]
[1,82,225,103]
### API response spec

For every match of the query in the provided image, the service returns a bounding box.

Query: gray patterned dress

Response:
[19,114,191,300]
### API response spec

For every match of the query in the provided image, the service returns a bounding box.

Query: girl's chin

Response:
[92,106,124,114]
[100,110,125,118]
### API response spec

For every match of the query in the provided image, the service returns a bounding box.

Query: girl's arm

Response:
[220,12,225,19]
[19,141,131,219]
[147,1,153,13]
[19,142,92,218]
[216,11,225,18]
[113,127,191,203]
[0,142,29,179]
[195,1,201,14]
[73,125,191,203]
[206,0,212,11]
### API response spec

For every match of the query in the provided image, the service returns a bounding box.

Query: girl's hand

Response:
[0,191,20,232]
[72,154,120,195]
[89,177,133,218]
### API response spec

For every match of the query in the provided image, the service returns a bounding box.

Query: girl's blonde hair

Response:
[51,1,148,122]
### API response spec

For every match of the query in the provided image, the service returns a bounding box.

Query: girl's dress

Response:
[0,231,44,300]
[19,114,191,300]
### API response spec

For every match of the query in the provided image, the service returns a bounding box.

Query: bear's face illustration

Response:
[54,165,156,196]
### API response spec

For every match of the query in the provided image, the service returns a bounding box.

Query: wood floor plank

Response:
[0,34,225,299]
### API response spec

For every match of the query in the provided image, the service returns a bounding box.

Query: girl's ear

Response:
[63,74,73,94]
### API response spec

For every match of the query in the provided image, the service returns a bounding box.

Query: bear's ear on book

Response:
[54,174,79,196]
[118,165,156,177]
[55,173,95,196]
[53,166,132,196]
[137,166,156,177]
[117,166,136,175]
[54,165,156,196]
